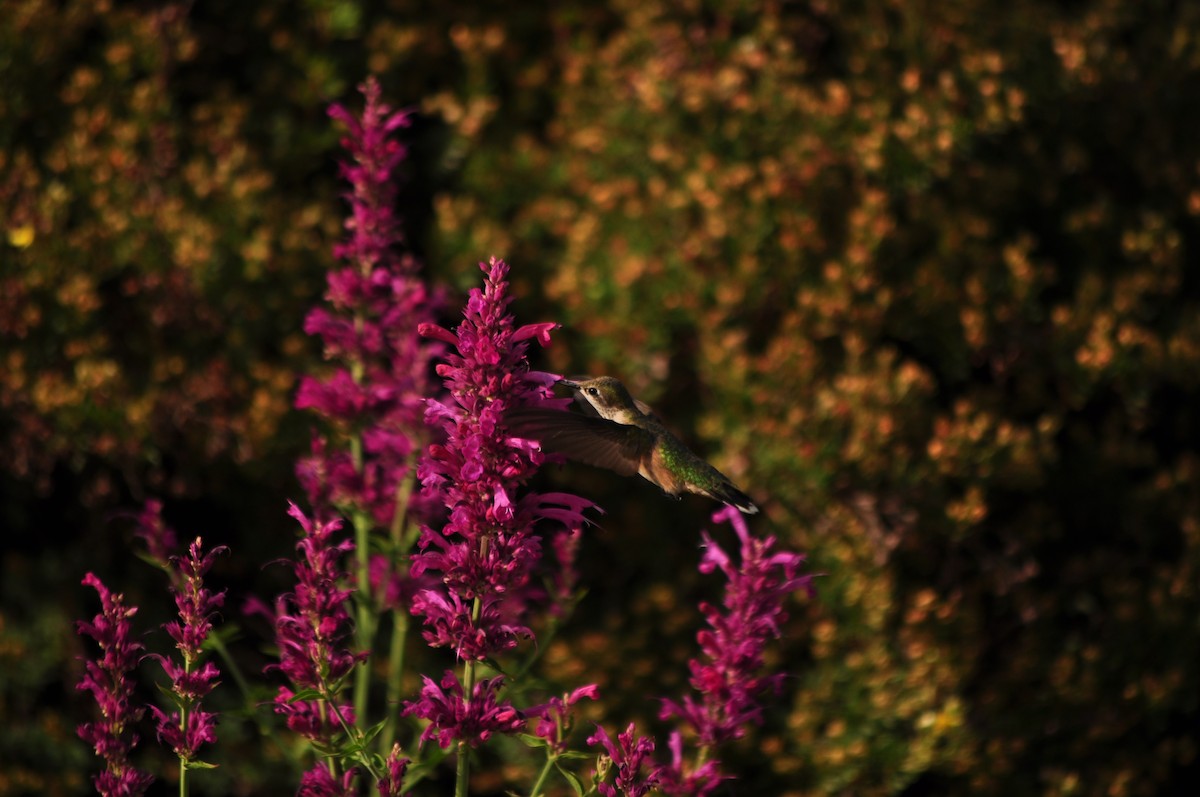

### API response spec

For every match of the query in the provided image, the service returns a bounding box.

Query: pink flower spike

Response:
[76,574,154,796]
[376,744,409,797]
[411,256,597,668]
[526,684,600,753]
[656,730,729,797]
[132,499,176,568]
[296,75,443,528]
[403,670,524,749]
[660,510,813,748]
[588,723,659,797]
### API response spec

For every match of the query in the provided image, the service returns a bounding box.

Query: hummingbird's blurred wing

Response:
[632,398,657,419]
[504,407,653,477]
[571,392,603,419]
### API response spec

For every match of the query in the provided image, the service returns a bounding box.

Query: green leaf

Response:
[558,750,592,761]
[203,623,243,650]
[183,759,219,770]
[518,733,549,749]
[287,688,325,703]
[360,717,388,745]
[556,763,586,797]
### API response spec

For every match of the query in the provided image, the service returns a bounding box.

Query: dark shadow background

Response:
[3,1,1199,795]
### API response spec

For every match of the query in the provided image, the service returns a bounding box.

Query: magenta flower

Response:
[161,538,226,663]
[295,75,442,528]
[647,506,813,794]
[369,546,437,613]
[273,687,356,742]
[547,527,583,618]
[76,573,154,797]
[403,258,595,752]
[660,506,812,748]
[409,257,592,665]
[654,731,728,797]
[270,503,364,740]
[298,764,358,797]
[376,744,409,797]
[405,670,525,749]
[144,537,226,763]
[408,590,531,660]
[148,703,219,761]
[526,684,600,754]
[587,723,659,797]
[130,499,177,568]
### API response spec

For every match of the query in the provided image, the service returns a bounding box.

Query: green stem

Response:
[456,589,484,797]
[348,292,372,731]
[178,650,192,797]
[324,684,381,782]
[455,657,477,797]
[209,634,295,762]
[381,466,417,755]
[381,610,409,753]
[351,503,374,731]
[178,701,188,797]
[527,753,556,797]
[454,737,471,797]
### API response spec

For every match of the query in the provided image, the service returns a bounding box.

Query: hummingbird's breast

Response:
[640,431,693,496]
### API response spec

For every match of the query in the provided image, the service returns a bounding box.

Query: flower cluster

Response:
[295,75,441,530]
[297,765,357,797]
[406,670,525,749]
[547,527,583,619]
[76,573,154,797]
[655,505,813,790]
[654,731,726,797]
[376,744,410,797]
[146,537,226,764]
[588,724,659,797]
[131,499,177,568]
[270,504,363,748]
[404,257,593,742]
[527,685,600,754]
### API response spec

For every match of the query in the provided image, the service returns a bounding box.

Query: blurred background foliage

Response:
[3,0,1199,794]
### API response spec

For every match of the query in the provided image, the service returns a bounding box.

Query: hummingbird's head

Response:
[560,376,641,423]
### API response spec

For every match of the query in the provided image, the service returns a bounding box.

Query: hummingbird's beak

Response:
[558,378,582,390]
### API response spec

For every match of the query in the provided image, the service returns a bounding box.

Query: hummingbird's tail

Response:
[708,482,759,515]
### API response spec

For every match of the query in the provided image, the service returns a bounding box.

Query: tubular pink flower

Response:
[547,527,583,618]
[410,258,595,663]
[162,538,227,660]
[76,573,154,797]
[270,504,365,741]
[654,731,728,797]
[131,499,176,569]
[272,687,356,742]
[376,744,409,797]
[295,76,442,527]
[147,704,219,760]
[526,684,600,753]
[405,257,597,749]
[298,764,359,797]
[133,530,227,766]
[404,670,524,749]
[588,723,659,797]
[656,505,813,790]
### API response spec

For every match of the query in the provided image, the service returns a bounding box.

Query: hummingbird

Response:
[505,376,759,514]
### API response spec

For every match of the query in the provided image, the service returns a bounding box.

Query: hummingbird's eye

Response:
[587,387,599,396]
